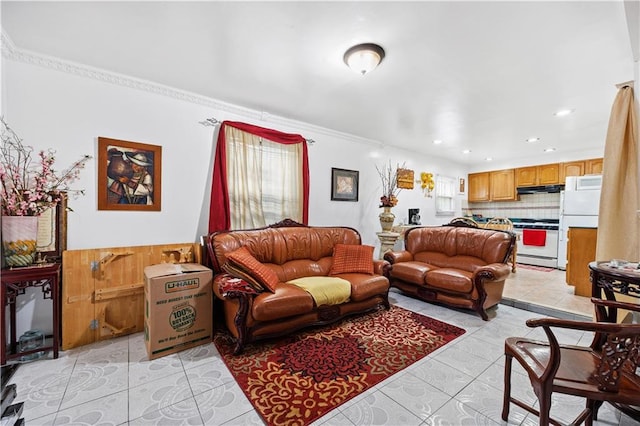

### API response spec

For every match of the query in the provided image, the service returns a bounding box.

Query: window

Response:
[209,121,309,232]
[226,132,303,229]
[435,175,456,215]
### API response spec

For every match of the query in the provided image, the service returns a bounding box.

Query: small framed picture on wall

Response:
[331,168,359,202]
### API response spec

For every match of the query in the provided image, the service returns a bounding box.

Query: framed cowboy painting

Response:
[97,137,162,211]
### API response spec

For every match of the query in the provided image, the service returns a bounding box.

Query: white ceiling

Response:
[1,1,635,166]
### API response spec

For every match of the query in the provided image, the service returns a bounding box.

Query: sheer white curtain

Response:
[225,126,304,230]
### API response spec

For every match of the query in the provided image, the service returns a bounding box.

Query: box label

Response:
[165,278,200,293]
[170,302,197,332]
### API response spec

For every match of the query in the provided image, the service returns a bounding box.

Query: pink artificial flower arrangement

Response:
[0,117,91,216]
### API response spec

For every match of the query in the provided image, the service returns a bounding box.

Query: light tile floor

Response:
[7,267,639,425]
[502,265,594,321]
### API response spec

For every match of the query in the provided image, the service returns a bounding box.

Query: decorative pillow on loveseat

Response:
[329,244,375,275]
[224,246,280,292]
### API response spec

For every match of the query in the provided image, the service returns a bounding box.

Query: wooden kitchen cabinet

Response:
[515,163,560,186]
[490,169,516,201]
[515,166,537,187]
[538,163,561,184]
[566,227,597,297]
[585,158,604,175]
[468,172,490,202]
[561,161,585,179]
[560,158,603,181]
[468,169,515,202]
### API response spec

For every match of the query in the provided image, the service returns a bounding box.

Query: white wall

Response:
[4,57,467,252]
[3,53,468,337]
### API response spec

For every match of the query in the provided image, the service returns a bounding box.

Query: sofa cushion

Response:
[345,274,390,302]
[329,244,374,275]
[287,276,351,306]
[425,268,474,294]
[389,261,435,284]
[225,246,280,292]
[252,283,315,321]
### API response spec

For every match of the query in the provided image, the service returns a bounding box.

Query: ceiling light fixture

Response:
[526,137,540,143]
[544,147,556,153]
[485,157,493,161]
[433,139,443,144]
[343,43,386,75]
[462,149,471,154]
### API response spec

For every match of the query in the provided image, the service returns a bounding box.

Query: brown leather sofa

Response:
[204,220,390,354]
[384,226,515,320]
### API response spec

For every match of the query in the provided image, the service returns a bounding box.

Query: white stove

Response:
[511,219,559,268]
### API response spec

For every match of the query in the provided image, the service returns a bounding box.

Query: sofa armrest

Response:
[475,263,511,281]
[373,259,391,275]
[384,250,413,264]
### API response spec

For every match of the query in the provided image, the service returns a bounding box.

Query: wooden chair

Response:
[502,297,640,425]
[484,217,517,272]
[446,217,479,228]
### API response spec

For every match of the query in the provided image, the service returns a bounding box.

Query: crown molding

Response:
[1,30,382,147]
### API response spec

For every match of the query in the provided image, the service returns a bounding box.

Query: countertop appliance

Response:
[557,176,601,270]
[511,218,560,268]
[408,208,421,225]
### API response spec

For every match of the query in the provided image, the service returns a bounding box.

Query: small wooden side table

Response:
[589,261,640,421]
[1,263,61,365]
[589,261,640,322]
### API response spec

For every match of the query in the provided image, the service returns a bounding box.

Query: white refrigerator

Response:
[557,177,601,270]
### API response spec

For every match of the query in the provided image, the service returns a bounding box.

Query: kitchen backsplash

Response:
[463,192,561,220]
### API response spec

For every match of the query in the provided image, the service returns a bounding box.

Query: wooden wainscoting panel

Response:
[62,242,202,349]
[62,249,98,350]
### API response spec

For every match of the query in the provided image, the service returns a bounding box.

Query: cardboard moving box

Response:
[144,263,212,360]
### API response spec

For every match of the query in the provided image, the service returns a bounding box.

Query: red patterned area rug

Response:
[214,306,465,426]
[516,263,556,272]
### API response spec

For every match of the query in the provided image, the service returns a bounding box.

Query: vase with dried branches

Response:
[375,161,404,232]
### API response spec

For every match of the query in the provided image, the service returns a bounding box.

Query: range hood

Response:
[517,184,564,194]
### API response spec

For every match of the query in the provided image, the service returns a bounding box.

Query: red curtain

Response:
[208,121,309,232]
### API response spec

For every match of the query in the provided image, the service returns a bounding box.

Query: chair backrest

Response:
[484,217,513,231]
[446,217,479,228]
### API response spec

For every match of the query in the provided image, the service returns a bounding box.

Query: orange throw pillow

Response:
[225,246,280,292]
[329,244,374,275]
[222,262,265,292]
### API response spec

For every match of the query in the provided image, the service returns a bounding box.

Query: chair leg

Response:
[585,399,597,426]
[538,391,552,426]
[502,354,513,421]
[592,400,603,421]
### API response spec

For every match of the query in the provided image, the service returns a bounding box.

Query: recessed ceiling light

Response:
[554,109,574,117]
[433,139,443,144]
[462,149,471,154]
[485,157,493,161]
[526,137,540,143]
[544,147,556,153]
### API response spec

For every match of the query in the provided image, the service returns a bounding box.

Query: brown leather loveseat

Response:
[204,220,390,353]
[384,226,515,320]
